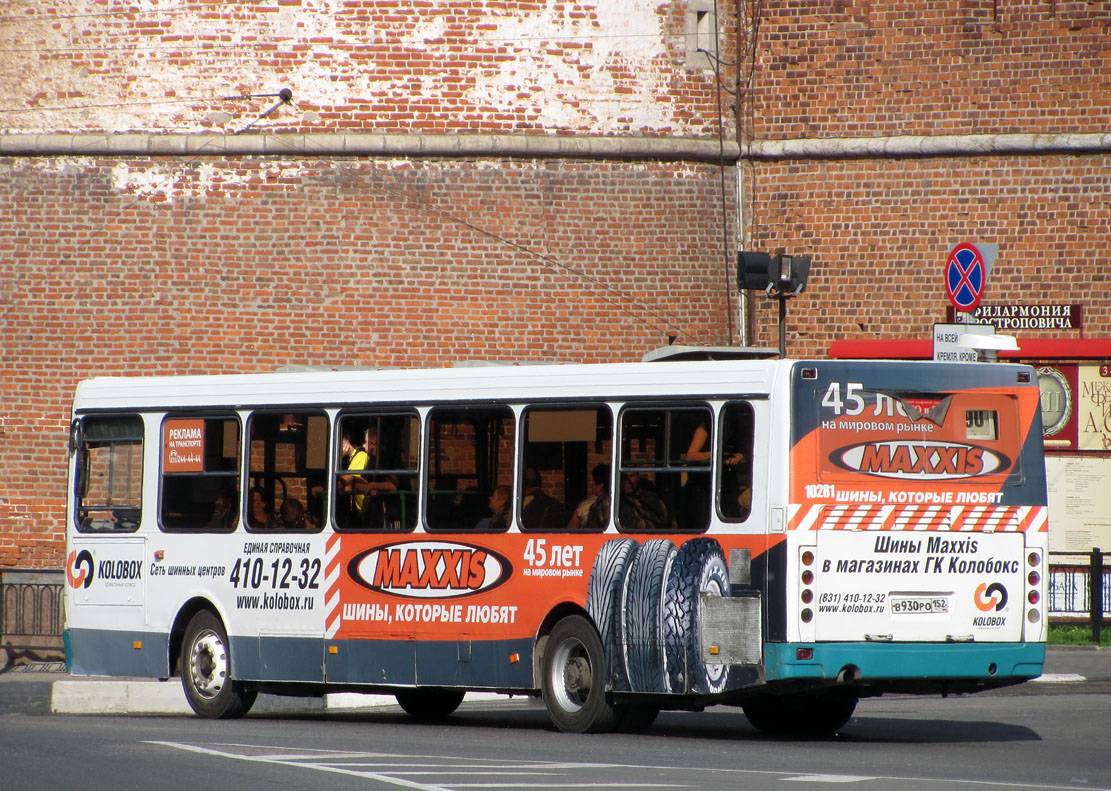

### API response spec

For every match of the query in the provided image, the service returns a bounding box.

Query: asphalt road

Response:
[3,686,1109,791]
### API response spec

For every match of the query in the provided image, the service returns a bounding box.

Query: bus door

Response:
[67,414,150,676]
[241,411,330,683]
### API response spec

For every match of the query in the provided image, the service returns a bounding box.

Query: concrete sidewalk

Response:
[1,646,1107,716]
[0,660,514,716]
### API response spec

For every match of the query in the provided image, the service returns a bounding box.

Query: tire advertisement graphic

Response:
[663,537,731,694]
[621,539,676,692]
[585,538,640,691]
[587,536,735,696]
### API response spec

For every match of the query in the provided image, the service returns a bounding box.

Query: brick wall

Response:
[0,155,738,568]
[744,154,1111,357]
[1,0,734,137]
[742,1,1110,140]
[2,0,1110,568]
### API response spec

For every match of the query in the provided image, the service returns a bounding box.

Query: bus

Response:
[64,353,1048,734]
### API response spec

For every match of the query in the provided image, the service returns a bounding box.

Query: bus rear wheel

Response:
[395,688,465,719]
[542,615,617,733]
[181,610,257,719]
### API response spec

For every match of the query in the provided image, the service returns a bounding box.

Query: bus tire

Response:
[542,615,617,733]
[742,692,857,737]
[395,688,466,719]
[585,538,640,690]
[180,610,257,719]
[621,538,676,692]
[662,538,731,695]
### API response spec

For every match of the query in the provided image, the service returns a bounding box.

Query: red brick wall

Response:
[743,1,1110,140]
[0,156,738,567]
[744,155,1111,357]
[739,1,1110,353]
[2,1,735,137]
[2,0,1110,569]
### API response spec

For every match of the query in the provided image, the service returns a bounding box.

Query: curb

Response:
[48,679,508,716]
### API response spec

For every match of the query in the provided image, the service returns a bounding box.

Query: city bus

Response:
[64,353,1048,734]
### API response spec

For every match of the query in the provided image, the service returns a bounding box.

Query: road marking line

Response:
[1033,673,1086,683]
[783,776,873,784]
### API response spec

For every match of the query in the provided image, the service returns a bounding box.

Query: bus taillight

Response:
[1025,550,1043,626]
[800,549,815,622]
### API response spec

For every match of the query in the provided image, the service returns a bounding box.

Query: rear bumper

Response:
[765,641,1045,683]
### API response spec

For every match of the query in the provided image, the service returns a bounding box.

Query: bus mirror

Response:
[68,419,83,456]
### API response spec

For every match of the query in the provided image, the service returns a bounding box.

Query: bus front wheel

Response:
[542,615,617,733]
[181,610,257,719]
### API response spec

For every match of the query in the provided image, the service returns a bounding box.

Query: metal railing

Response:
[1048,548,1110,643]
[0,568,65,669]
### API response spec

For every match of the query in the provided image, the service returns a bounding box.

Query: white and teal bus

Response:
[65,353,1048,733]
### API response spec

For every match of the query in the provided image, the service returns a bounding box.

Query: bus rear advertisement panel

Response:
[787,362,1047,661]
[64,358,1048,735]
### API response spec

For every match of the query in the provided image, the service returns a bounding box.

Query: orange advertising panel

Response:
[323,532,779,644]
[788,365,1046,534]
[163,419,205,472]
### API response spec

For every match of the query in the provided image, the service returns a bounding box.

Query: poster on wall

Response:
[1078,365,1111,451]
[1046,455,1111,553]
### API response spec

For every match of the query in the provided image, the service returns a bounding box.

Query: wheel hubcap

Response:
[551,638,592,712]
[188,629,227,700]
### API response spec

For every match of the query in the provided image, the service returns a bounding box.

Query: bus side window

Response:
[521,406,612,532]
[76,415,144,532]
[618,405,712,533]
[159,415,241,532]
[719,402,755,522]
[247,412,327,532]
[333,413,420,532]
[426,406,514,532]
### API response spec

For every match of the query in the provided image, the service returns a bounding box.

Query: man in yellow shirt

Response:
[340,433,369,511]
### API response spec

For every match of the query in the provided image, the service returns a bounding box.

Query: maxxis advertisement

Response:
[330,533,764,695]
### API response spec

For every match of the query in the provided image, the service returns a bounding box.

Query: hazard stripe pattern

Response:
[324,533,342,639]
[788,504,1048,533]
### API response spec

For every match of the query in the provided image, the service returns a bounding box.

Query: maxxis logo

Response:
[67,549,95,589]
[832,440,1010,480]
[347,540,512,599]
[974,582,1008,612]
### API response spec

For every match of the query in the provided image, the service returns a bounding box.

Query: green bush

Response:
[1048,624,1111,646]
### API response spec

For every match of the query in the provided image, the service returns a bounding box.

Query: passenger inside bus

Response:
[351,428,402,529]
[338,432,369,508]
[521,467,562,530]
[203,489,238,531]
[272,497,312,530]
[619,471,671,530]
[567,463,610,530]
[248,487,270,530]
[474,485,511,531]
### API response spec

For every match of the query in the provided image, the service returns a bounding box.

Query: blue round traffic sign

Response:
[945,243,986,311]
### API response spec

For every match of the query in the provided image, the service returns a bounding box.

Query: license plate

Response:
[890,595,949,614]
